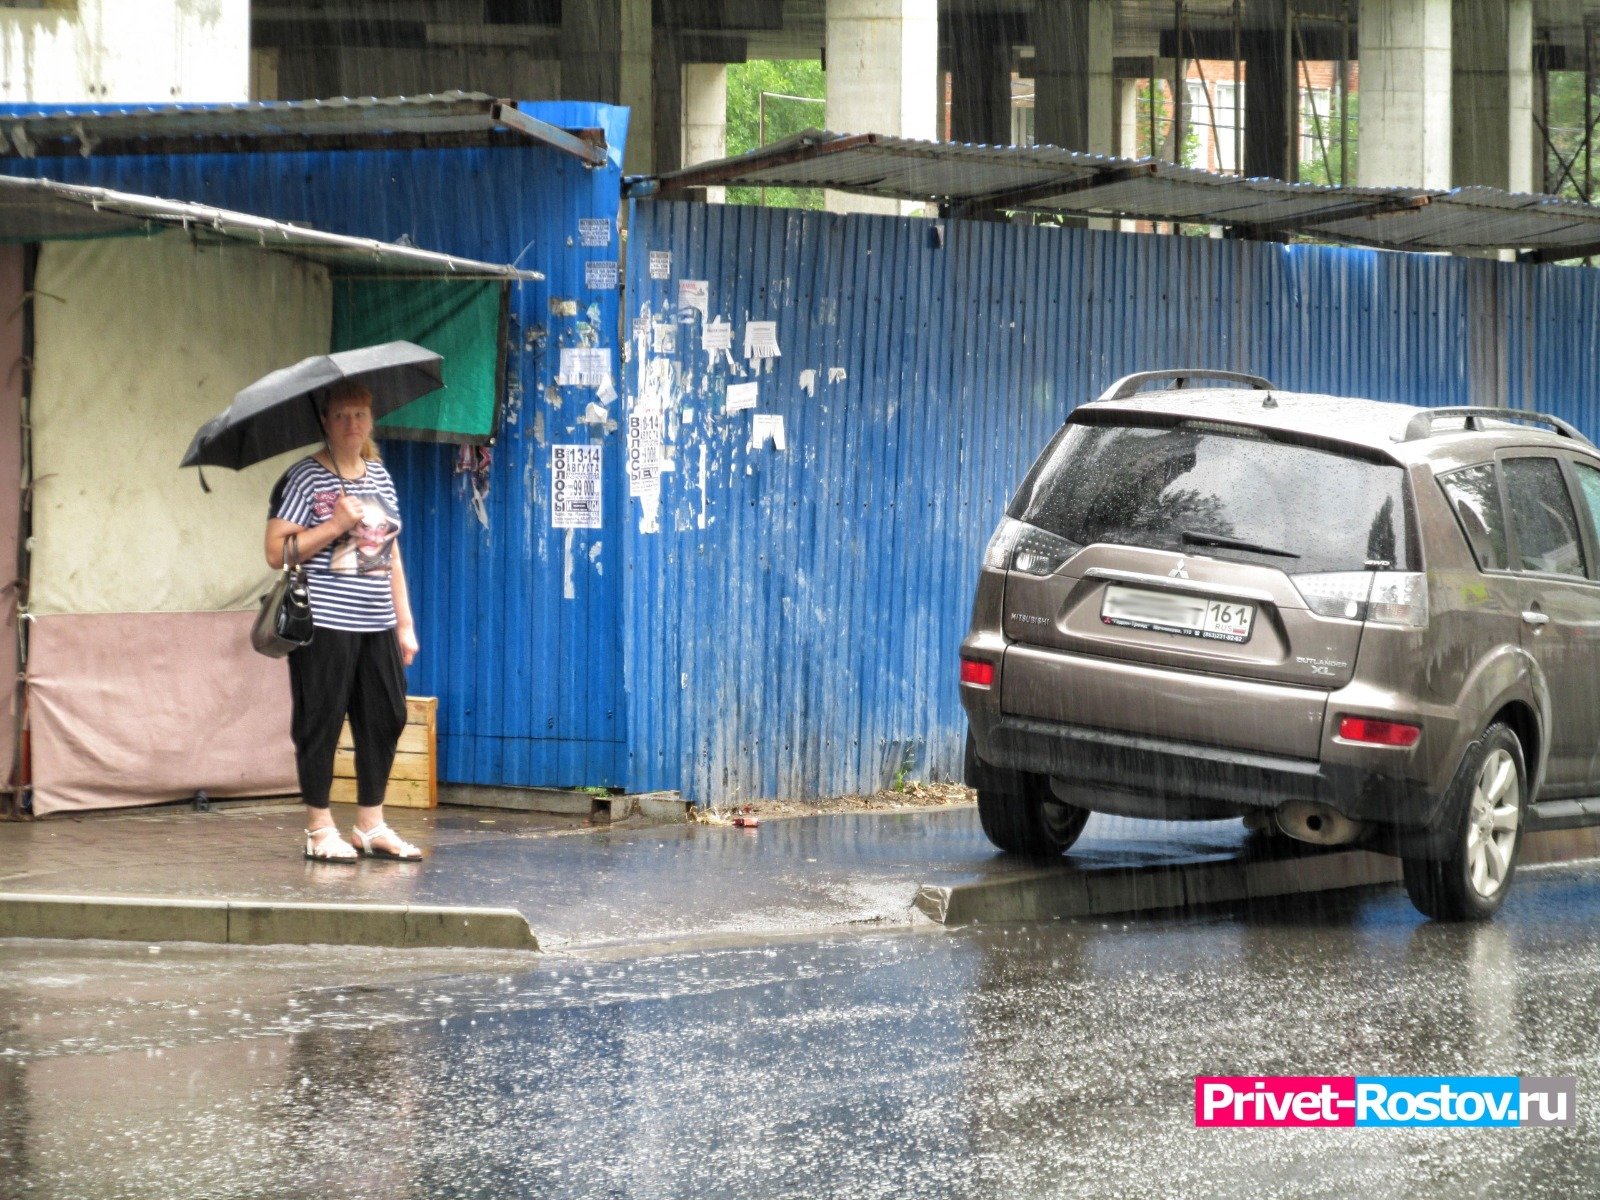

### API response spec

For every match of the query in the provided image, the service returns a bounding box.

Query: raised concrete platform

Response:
[0,892,540,950]
[914,826,1600,925]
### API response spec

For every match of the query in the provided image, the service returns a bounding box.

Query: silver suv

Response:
[961,369,1600,921]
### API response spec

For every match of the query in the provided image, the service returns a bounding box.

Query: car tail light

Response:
[1337,716,1422,747]
[960,658,995,687]
[982,517,1081,577]
[1292,571,1428,627]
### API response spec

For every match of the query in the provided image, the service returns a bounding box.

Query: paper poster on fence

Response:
[585,260,619,290]
[579,218,612,247]
[552,444,603,529]
[743,320,781,360]
[557,347,612,389]
[649,250,672,280]
[678,280,709,320]
[627,410,665,496]
[725,381,759,412]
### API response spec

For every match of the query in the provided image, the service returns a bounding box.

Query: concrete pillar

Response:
[949,17,1011,145]
[682,63,728,203]
[1358,0,1453,188]
[562,0,653,174]
[1032,0,1114,152]
[1241,4,1294,179]
[1452,0,1534,191]
[1116,76,1141,158]
[824,0,939,214]
[0,0,248,103]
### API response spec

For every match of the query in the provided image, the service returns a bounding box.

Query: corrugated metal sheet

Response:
[641,130,1600,259]
[0,92,609,166]
[621,200,1600,804]
[2,102,632,789]
[0,174,541,278]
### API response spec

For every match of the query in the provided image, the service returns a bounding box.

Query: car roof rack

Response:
[1400,406,1597,449]
[1094,369,1275,403]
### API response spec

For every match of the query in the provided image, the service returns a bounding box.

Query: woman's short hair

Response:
[318,381,374,415]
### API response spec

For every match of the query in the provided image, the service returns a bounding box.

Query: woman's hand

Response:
[397,624,420,667]
[334,494,366,532]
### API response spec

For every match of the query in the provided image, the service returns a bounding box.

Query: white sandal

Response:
[349,822,423,861]
[304,824,357,863]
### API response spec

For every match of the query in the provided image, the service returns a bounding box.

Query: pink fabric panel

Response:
[28,611,296,815]
[0,246,22,786]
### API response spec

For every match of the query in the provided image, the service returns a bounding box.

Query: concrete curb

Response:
[915,826,1600,926]
[0,893,540,951]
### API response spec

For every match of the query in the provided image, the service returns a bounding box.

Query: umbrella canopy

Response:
[180,341,444,471]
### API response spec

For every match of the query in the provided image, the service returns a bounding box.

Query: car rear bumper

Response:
[967,711,1444,830]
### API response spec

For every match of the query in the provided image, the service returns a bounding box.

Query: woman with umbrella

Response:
[264,380,423,862]
[186,342,440,861]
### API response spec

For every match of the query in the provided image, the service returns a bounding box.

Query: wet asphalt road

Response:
[5,858,1600,1199]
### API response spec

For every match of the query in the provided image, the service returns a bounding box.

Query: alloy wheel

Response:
[1465,747,1520,899]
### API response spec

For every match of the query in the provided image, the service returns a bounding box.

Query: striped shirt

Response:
[272,456,402,632]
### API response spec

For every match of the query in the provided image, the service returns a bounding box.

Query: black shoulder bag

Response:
[251,533,314,657]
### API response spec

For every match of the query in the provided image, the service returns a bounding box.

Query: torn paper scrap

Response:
[649,249,672,280]
[798,368,817,397]
[651,321,677,355]
[827,366,847,384]
[725,381,759,412]
[750,413,787,451]
[549,297,578,318]
[743,320,781,359]
[678,280,709,320]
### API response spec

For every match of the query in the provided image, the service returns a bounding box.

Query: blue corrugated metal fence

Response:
[621,200,1600,804]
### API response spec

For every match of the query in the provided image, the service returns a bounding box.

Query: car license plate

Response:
[1101,584,1255,644]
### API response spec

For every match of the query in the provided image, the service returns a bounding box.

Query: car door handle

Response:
[1522,611,1550,627]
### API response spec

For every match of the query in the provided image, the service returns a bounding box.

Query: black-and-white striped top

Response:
[272,456,403,632]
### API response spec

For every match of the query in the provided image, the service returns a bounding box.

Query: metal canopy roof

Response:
[0,174,544,281]
[637,130,1600,262]
[0,91,608,166]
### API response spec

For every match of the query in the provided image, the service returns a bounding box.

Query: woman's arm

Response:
[391,543,419,666]
[264,498,364,568]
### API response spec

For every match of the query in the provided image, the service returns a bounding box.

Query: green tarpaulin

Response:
[331,277,506,443]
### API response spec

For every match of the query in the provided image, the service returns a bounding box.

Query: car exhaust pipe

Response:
[1275,800,1365,846]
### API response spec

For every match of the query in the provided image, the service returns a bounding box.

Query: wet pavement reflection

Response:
[3,861,1599,1198]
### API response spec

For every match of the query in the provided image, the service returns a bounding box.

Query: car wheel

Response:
[1402,722,1526,922]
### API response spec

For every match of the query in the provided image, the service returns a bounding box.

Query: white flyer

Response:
[743,320,781,359]
[585,260,619,290]
[648,250,672,280]
[726,381,759,412]
[627,409,665,496]
[579,218,611,247]
[750,413,787,451]
[557,347,611,389]
[678,280,709,319]
[551,444,603,529]
[651,321,678,355]
[702,317,733,357]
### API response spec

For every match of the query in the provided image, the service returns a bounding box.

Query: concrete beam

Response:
[948,16,1011,145]
[683,62,729,202]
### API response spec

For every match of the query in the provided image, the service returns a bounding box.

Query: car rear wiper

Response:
[1181,530,1302,559]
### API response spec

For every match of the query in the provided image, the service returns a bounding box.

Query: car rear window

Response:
[1007,419,1416,574]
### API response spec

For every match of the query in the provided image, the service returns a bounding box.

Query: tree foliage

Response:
[725,59,826,209]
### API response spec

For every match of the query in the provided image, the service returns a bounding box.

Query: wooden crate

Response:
[330,696,437,808]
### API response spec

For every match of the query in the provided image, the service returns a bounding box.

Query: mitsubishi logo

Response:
[1169,558,1190,579]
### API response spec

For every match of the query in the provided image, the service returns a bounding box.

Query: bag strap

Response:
[285,532,300,572]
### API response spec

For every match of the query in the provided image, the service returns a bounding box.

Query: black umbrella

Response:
[180,341,444,474]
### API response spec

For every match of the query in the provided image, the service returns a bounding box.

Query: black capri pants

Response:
[288,628,407,809]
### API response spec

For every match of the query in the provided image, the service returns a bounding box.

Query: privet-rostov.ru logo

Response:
[1194,1076,1576,1128]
